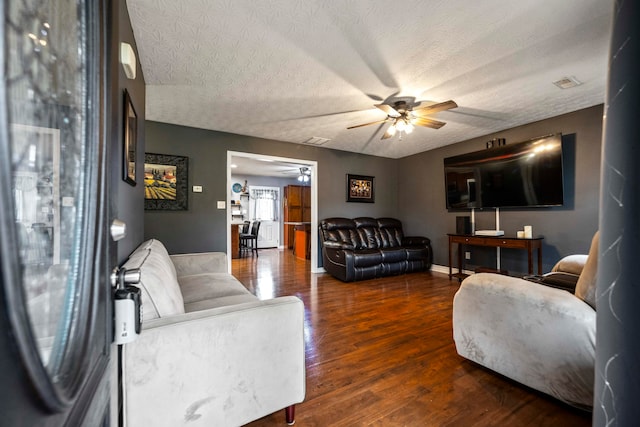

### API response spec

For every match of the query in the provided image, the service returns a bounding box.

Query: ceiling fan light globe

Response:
[396,120,406,132]
[405,124,414,134]
[387,125,397,136]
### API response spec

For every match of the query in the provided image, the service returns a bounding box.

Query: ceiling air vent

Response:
[303,136,330,146]
[553,76,582,89]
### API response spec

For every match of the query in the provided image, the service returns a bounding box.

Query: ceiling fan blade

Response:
[375,103,400,117]
[413,117,446,129]
[347,119,388,130]
[413,100,458,116]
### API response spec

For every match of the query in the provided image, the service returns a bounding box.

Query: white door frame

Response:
[227,151,319,273]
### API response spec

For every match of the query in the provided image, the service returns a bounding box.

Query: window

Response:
[250,187,279,221]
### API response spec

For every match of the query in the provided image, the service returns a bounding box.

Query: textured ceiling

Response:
[128,0,611,159]
[230,155,310,179]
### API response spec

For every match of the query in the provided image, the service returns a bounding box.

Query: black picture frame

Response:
[123,90,137,186]
[346,174,375,203]
[144,153,189,210]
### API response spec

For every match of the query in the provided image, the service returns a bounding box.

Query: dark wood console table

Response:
[448,234,543,281]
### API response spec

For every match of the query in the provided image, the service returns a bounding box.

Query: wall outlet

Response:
[216,201,225,209]
[192,185,203,193]
[465,251,471,260]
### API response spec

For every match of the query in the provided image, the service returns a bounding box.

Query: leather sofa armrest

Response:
[402,236,431,246]
[322,241,355,250]
[322,246,355,282]
[125,297,306,426]
[523,272,580,292]
[170,252,228,277]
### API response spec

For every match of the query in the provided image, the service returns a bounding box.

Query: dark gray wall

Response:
[146,106,603,268]
[397,105,603,274]
[144,122,398,254]
[110,0,146,263]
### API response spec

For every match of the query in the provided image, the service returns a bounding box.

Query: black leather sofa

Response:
[319,217,432,282]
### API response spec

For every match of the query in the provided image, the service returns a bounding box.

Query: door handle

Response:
[111,266,142,345]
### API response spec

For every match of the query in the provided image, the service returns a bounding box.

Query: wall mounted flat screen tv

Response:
[444,133,564,209]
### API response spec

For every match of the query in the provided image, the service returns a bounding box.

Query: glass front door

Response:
[0,0,111,424]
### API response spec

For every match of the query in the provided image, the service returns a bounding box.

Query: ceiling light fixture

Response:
[297,167,311,182]
[387,116,415,140]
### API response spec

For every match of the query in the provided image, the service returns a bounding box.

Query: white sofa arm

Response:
[124,296,306,427]
[453,273,595,408]
[170,252,228,277]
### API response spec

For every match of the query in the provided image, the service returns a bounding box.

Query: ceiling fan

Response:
[347,99,458,139]
[281,166,312,182]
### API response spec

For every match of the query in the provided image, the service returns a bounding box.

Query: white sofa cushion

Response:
[123,239,185,322]
[170,252,227,276]
[185,294,260,312]
[178,273,256,303]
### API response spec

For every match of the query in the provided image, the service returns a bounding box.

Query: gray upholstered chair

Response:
[453,232,598,409]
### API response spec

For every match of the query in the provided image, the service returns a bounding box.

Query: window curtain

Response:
[250,188,278,221]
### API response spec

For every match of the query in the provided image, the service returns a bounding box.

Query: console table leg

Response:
[537,247,543,274]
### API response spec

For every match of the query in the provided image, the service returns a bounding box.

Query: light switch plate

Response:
[217,201,225,209]
[192,185,203,193]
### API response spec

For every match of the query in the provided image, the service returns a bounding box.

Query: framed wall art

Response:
[144,153,189,210]
[123,89,137,186]
[346,174,375,203]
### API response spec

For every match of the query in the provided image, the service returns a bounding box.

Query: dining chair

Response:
[240,221,261,257]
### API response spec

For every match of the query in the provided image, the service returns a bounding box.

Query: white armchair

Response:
[453,232,598,409]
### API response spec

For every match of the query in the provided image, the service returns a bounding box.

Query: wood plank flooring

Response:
[235,249,591,426]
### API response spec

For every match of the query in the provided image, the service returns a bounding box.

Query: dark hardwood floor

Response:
[235,249,591,426]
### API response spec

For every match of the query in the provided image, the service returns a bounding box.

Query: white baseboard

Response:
[430,264,449,275]
[430,264,474,276]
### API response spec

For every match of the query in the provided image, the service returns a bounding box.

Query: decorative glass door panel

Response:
[2,0,105,415]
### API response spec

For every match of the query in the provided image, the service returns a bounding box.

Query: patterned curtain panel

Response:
[250,188,278,221]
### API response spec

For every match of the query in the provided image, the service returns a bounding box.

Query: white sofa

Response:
[121,239,306,426]
[453,232,598,410]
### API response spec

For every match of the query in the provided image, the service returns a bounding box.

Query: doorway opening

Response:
[227,151,319,273]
